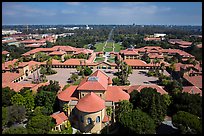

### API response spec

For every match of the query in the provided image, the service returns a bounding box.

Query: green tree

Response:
[106,107,113,134]
[23,90,35,111]
[2,87,16,106]
[35,91,56,115]
[112,77,121,85]
[2,107,8,127]
[7,105,27,125]
[170,92,202,117]
[3,126,28,134]
[27,114,55,134]
[115,100,133,121]
[84,67,93,76]
[118,108,156,134]
[11,93,25,106]
[70,73,79,82]
[172,111,202,134]
[130,88,168,124]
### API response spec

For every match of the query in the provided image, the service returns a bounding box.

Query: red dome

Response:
[76,92,105,113]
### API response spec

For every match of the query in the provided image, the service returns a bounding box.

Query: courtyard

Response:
[19,68,170,86]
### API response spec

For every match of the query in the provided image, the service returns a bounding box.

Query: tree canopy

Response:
[116,100,156,134]
[169,92,202,117]
[27,114,55,134]
[129,88,168,124]
[3,126,28,134]
[2,87,16,107]
[172,111,202,134]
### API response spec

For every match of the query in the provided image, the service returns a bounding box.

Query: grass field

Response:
[94,43,105,52]
[94,57,105,62]
[114,43,123,52]
[94,42,123,52]
[104,48,113,52]
[107,57,115,63]
[106,42,114,48]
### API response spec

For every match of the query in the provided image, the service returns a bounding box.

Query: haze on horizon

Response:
[2,2,202,26]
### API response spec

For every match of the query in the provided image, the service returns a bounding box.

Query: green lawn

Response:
[94,57,105,62]
[106,42,114,48]
[107,57,115,63]
[94,43,105,52]
[104,48,113,52]
[114,43,123,52]
[94,42,122,52]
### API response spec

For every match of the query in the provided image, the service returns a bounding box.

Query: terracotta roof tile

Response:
[127,84,168,95]
[49,51,66,56]
[124,59,153,67]
[77,70,109,91]
[30,82,50,93]
[76,92,105,112]
[58,85,78,101]
[105,86,130,102]
[51,112,68,126]
[2,82,36,92]
[182,86,202,96]
[183,75,202,89]
[2,51,9,55]
[2,71,24,83]
[102,115,110,123]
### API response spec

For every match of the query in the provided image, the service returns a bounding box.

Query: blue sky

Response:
[2,2,202,25]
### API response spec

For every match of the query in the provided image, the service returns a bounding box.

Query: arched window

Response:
[96,116,100,123]
[87,117,92,124]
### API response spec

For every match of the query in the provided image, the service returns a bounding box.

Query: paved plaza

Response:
[19,68,170,86]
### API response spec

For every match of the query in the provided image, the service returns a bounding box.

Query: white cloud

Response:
[65,2,81,6]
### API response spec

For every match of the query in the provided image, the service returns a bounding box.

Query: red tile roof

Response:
[58,85,78,102]
[20,39,46,44]
[127,84,168,95]
[63,59,86,66]
[2,82,36,92]
[49,50,66,56]
[24,43,43,48]
[124,59,153,67]
[2,51,9,55]
[105,86,130,102]
[76,92,105,112]
[148,53,164,59]
[183,75,202,89]
[120,48,138,55]
[176,41,192,46]
[2,59,19,70]
[51,112,68,126]
[2,71,24,83]
[182,86,202,96]
[52,45,77,52]
[108,77,112,85]
[77,70,109,91]
[102,115,110,123]
[30,82,50,93]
